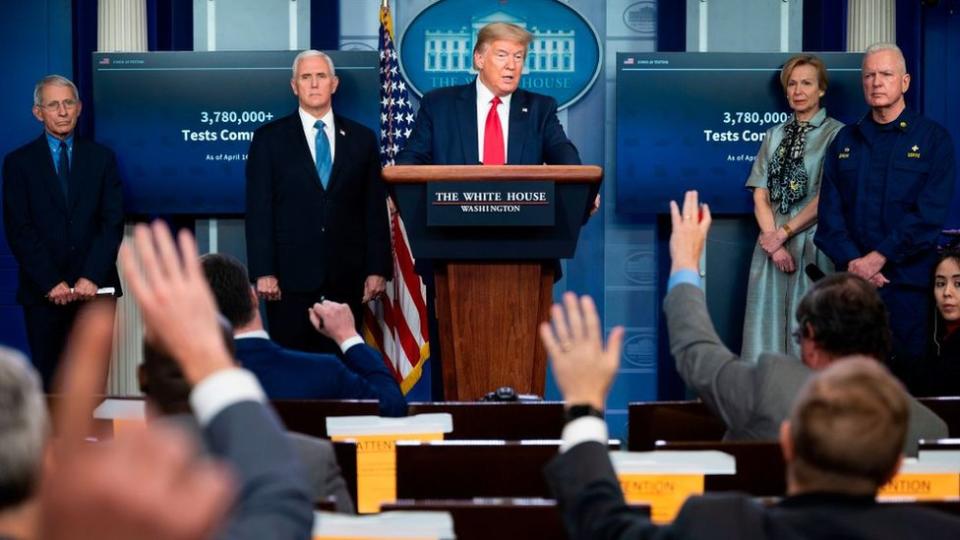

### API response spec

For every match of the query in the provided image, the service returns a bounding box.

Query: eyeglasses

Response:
[40,99,78,112]
[792,327,810,345]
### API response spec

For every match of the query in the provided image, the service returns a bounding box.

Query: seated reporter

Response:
[36,222,316,540]
[541,294,960,539]
[139,315,355,513]
[663,191,944,455]
[200,253,406,417]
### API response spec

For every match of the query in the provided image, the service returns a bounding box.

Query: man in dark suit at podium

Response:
[395,22,581,167]
[2,74,124,389]
[246,50,391,354]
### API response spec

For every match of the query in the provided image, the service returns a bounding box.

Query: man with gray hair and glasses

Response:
[2,74,124,389]
[0,346,47,540]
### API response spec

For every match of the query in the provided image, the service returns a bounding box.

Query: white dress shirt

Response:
[560,416,609,453]
[299,107,336,164]
[190,368,266,426]
[476,78,511,163]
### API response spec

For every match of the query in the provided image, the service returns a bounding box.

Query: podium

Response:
[383,165,602,400]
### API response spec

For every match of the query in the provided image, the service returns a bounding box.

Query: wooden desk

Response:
[407,401,566,440]
[655,440,786,496]
[270,399,379,438]
[395,440,620,500]
[628,400,726,450]
[331,440,358,509]
[918,397,960,437]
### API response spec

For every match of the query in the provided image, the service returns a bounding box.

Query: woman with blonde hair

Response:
[741,55,844,362]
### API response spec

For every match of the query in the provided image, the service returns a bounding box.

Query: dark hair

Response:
[140,315,235,415]
[932,247,960,346]
[200,253,256,328]
[790,358,907,491]
[795,273,891,360]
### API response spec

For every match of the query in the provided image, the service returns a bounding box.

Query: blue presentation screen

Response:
[615,52,864,214]
[93,51,378,214]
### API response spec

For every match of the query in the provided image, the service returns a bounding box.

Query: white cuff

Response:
[560,416,609,453]
[190,368,266,426]
[339,335,365,354]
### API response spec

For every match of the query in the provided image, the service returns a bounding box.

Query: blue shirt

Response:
[814,108,956,287]
[668,268,701,291]
[45,132,74,174]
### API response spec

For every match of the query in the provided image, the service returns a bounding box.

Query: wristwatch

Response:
[564,404,604,423]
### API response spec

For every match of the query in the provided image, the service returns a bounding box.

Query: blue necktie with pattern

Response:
[314,119,332,189]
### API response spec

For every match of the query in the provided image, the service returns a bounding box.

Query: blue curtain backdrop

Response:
[802,0,847,52]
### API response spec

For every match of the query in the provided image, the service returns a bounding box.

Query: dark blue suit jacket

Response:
[2,134,124,304]
[234,337,407,417]
[815,109,956,287]
[245,112,391,296]
[395,80,581,165]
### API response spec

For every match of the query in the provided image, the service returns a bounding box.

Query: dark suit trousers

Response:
[265,290,362,357]
[880,284,930,393]
[23,301,80,390]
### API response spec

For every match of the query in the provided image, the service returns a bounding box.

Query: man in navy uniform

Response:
[2,75,124,389]
[816,43,956,388]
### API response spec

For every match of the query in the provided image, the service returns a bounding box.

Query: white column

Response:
[98,0,148,52]
[847,0,895,52]
[97,1,148,395]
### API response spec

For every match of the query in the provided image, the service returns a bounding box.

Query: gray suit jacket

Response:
[664,283,947,456]
[287,432,354,513]
[165,414,354,513]
[202,401,314,540]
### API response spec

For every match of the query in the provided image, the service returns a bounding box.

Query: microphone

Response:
[804,263,826,282]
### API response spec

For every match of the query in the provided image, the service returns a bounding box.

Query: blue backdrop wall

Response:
[0,0,73,355]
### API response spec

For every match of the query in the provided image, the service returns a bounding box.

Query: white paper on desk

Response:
[93,398,146,420]
[325,413,453,437]
[610,450,737,475]
[312,510,455,539]
[96,287,116,296]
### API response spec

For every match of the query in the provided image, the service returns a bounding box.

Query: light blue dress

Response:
[740,108,843,363]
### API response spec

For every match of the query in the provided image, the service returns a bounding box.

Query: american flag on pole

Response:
[362,1,430,394]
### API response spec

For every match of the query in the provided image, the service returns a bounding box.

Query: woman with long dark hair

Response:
[924,248,960,395]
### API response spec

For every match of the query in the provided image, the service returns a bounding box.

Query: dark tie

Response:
[314,119,332,189]
[57,141,69,198]
[483,96,505,165]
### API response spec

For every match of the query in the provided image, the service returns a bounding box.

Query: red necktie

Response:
[483,96,505,165]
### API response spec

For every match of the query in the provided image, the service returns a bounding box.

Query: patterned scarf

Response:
[767,118,814,214]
